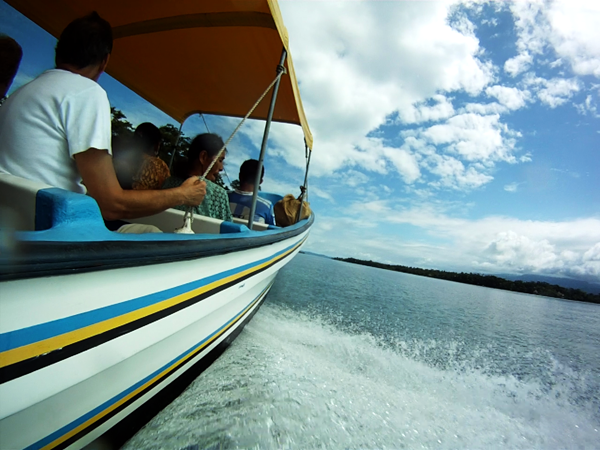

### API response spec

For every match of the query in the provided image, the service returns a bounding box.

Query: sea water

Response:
[124,254,600,449]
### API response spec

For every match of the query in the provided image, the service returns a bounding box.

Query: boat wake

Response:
[124,303,600,449]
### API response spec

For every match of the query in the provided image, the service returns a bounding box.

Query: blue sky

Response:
[1,0,599,283]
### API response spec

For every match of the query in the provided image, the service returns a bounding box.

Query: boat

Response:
[0,1,313,449]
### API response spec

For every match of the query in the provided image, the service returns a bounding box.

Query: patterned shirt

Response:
[132,155,170,190]
[162,176,233,221]
[228,189,276,225]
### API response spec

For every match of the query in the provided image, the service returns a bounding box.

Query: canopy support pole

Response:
[248,48,287,230]
[168,121,184,170]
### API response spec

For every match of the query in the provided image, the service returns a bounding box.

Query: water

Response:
[124,254,600,449]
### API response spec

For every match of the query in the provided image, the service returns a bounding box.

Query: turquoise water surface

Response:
[124,254,600,449]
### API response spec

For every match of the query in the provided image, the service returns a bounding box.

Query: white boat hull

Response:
[0,228,309,449]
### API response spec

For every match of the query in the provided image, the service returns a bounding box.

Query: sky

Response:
[1,0,599,284]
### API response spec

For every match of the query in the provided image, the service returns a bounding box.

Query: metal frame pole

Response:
[248,48,287,230]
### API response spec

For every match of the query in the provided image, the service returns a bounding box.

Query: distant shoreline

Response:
[334,257,600,305]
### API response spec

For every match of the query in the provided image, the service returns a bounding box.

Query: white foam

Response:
[125,304,600,449]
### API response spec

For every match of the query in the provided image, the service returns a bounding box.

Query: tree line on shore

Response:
[334,257,600,304]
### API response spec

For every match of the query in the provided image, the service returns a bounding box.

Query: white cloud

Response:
[279,0,494,179]
[272,1,598,282]
[398,95,456,124]
[484,231,560,271]
[535,78,581,108]
[418,113,520,163]
[575,95,599,117]
[315,199,600,281]
[426,154,493,190]
[462,102,508,115]
[545,1,600,78]
[504,52,533,77]
[342,170,370,188]
[583,242,600,262]
[484,232,600,279]
[485,85,530,110]
[508,0,600,78]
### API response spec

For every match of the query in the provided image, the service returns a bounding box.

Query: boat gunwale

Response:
[0,215,313,282]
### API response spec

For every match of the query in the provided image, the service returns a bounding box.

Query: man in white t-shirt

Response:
[0,12,205,225]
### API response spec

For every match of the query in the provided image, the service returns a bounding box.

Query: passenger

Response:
[0,12,205,233]
[228,159,276,226]
[131,123,170,190]
[113,122,170,190]
[162,133,232,222]
[0,35,23,104]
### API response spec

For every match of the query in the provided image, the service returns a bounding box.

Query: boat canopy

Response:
[6,0,313,149]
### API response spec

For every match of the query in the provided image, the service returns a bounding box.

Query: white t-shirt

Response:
[0,69,111,193]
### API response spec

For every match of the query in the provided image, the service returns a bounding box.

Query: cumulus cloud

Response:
[279,0,494,179]
[323,199,600,281]
[432,156,494,190]
[398,95,456,124]
[485,85,530,110]
[414,113,520,163]
[484,231,560,271]
[504,52,533,77]
[545,0,600,78]
[508,0,600,78]
[485,232,600,279]
[529,77,582,108]
[461,102,508,115]
[273,1,598,282]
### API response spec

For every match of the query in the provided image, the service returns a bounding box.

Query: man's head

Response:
[134,122,162,156]
[239,159,264,189]
[55,12,112,79]
[0,35,22,98]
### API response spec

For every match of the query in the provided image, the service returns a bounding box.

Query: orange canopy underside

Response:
[7,0,313,149]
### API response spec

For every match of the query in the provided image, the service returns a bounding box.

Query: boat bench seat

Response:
[129,209,246,235]
[0,173,247,235]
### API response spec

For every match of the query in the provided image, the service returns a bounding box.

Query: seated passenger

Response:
[113,122,170,190]
[0,13,205,233]
[228,159,276,226]
[0,35,23,104]
[162,133,232,221]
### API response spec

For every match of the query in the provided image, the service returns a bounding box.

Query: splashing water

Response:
[124,303,599,449]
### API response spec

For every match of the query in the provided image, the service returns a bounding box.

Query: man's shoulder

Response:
[256,195,273,208]
[15,69,107,103]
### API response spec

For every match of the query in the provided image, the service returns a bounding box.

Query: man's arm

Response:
[75,148,205,221]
